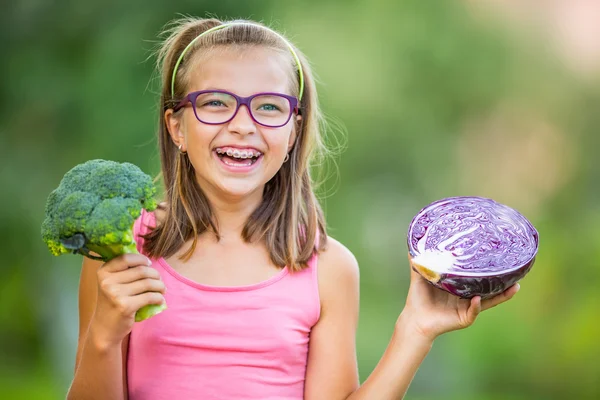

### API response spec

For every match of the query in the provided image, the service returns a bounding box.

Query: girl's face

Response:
[166,47,298,203]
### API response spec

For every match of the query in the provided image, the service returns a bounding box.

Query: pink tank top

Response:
[127,209,321,400]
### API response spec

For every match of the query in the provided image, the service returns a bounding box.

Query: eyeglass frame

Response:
[172,90,300,128]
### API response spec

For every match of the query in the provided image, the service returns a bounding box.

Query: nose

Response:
[227,104,256,135]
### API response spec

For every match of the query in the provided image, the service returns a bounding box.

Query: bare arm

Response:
[304,238,361,399]
[303,238,428,399]
[345,316,432,399]
[68,326,129,400]
[304,238,520,400]
[67,255,165,400]
[68,257,128,400]
[348,268,519,399]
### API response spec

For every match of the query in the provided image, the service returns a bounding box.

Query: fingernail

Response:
[146,257,152,266]
[515,283,521,292]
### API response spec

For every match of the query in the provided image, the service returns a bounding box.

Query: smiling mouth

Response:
[214,148,262,167]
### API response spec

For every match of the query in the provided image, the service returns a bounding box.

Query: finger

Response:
[407,254,423,281]
[410,264,422,282]
[129,291,166,314]
[115,266,161,284]
[466,296,482,325]
[481,283,520,311]
[407,253,439,287]
[121,278,166,296]
[103,254,151,273]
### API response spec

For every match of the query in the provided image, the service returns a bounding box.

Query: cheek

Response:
[182,125,221,169]
[265,127,295,153]
[185,123,219,147]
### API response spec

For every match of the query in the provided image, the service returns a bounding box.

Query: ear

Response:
[165,109,186,150]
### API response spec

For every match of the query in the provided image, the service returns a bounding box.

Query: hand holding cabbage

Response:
[400,196,538,340]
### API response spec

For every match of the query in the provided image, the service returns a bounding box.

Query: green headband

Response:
[170,23,305,100]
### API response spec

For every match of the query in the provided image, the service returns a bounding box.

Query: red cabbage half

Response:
[407,196,538,299]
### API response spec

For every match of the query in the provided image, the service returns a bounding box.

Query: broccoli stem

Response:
[85,243,138,260]
[86,241,167,322]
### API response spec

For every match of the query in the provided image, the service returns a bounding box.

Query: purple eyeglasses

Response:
[173,90,299,128]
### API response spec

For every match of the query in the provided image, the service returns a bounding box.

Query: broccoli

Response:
[41,159,166,322]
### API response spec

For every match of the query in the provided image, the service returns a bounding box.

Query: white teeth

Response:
[216,148,261,158]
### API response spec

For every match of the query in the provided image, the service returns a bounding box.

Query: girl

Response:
[68,17,520,400]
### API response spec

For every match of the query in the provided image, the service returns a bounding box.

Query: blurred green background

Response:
[2,0,599,399]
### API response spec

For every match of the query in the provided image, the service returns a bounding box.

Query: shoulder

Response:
[318,236,359,277]
[316,236,360,310]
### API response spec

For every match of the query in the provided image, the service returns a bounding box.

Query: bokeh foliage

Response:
[2,1,598,399]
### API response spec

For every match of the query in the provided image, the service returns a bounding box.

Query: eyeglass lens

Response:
[194,92,292,127]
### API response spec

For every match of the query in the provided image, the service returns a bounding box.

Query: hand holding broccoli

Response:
[91,253,166,348]
[41,159,167,322]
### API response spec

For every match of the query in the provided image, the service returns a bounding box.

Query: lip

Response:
[212,150,263,173]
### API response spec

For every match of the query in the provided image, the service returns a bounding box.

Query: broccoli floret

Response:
[41,159,166,322]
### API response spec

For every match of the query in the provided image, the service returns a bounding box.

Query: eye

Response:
[252,95,289,114]
[258,103,281,112]
[201,100,227,107]
[195,92,236,109]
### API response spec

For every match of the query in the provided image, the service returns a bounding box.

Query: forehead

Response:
[186,46,294,96]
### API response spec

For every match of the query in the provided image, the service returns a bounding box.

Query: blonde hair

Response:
[143,17,328,272]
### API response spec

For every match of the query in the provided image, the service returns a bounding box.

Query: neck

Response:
[201,186,264,240]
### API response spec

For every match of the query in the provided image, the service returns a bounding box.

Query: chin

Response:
[215,180,265,199]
